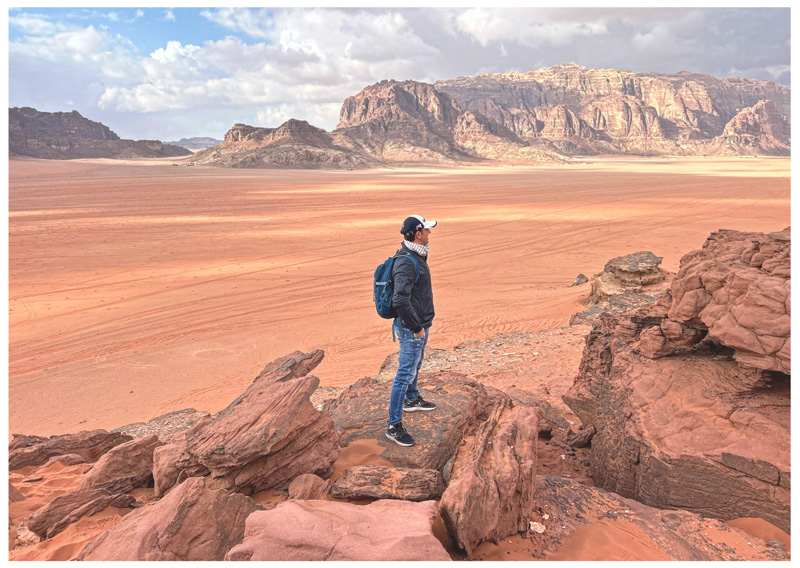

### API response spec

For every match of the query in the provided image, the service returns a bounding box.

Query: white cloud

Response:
[200,7,274,39]
[164,9,176,22]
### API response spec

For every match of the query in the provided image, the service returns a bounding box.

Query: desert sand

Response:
[8,156,790,437]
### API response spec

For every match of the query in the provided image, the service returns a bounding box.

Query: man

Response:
[385,214,438,447]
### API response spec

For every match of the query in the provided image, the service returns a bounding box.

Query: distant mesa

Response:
[9,107,192,160]
[165,137,223,151]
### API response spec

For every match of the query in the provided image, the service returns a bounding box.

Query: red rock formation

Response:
[76,435,164,494]
[330,465,445,501]
[30,454,86,474]
[564,229,791,533]
[326,372,498,471]
[532,476,788,561]
[9,107,191,159]
[706,100,790,156]
[287,473,328,500]
[435,64,790,156]
[8,482,24,503]
[28,489,135,539]
[225,499,450,561]
[9,430,132,471]
[153,350,341,495]
[439,399,539,556]
[77,477,260,561]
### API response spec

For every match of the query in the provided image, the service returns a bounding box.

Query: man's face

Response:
[415,228,431,246]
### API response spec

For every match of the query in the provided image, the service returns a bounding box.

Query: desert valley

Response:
[8,60,791,561]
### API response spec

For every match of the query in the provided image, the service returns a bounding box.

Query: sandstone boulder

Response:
[9,430,132,470]
[77,477,260,561]
[9,482,24,503]
[532,475,788,561]
[28,489,135,540]
[439,399,539,556]
[563,305,790,532]
[76,435,164,494]
[330,466,445,501]
[31,453,86,474]
[153,350,342,495]
[288,474,328,500]
[668,228,790,373]
[225,499,450,561]
[326,372,497,471]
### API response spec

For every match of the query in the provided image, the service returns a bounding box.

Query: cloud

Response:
[164,9,176,22]
[200,7,274,39]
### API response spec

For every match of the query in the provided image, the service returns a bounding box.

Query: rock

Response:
[28,489,135,539]
[572,273,589,286]
[9,430,133,470]
[439,399,539,556]
[566,425,595,448]
[76,435,165,494]
[563,303,790,532]
[152,442,209,498]
[287,474,328,501]
[31,453,86,474]
[225,499,450,561]
[603,251,664,285]
[434,64,790,157]
[326,372,497,470]
[111,408,211,442]
[571,290,660,326]
[531,475,788,561]
[9,107,191,159]
[77,477,260,561]
[503,386,568,435]
[9,482,24,502]
[153,350,342,495]
[668,228,790,373]
[330,466,445,501]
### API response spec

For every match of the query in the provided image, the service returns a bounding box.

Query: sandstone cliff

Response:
[435,63,790,156]
[9,107,191,160]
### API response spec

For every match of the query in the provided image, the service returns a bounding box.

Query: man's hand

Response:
[414,330,425,338]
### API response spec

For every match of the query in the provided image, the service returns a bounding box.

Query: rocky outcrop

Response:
[287,473,328,500]
[667,228,790,373]
[571,251,667,326]
[9,430,132,470]
[9,482,24,503]
[435,64,790,156]
[706,100,791,156]
[152,350,341,495]
[76,435,164,494]
[9,107,191,159]
[225,499,450,561]
[30,454,86,474]
[563,229,791,532]
[326,372,498,470]
[532,476,788,561]
[77,477,260,561]
[330,466,445,501]
[192,120,379,169]
[28,489,135,540]
[439,399,539,556]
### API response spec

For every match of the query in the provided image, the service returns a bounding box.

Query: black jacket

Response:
[391,244,435,333]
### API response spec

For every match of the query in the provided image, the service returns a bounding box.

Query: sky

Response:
[6,6,792,141]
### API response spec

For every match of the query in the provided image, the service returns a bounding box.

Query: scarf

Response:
[403,240,429,257]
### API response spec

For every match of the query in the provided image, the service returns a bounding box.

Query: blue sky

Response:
[7,7,792,141]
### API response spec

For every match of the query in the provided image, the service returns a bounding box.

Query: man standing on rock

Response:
[386,215,438,447]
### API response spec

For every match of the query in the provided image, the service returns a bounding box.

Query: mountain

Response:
[191,119,379,169]
[9,107,192,160]
[434,63,790,156]
[197,80,568,169]
[165,137,224,151]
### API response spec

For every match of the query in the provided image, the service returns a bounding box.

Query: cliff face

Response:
[435,64,790,156]
[9,107,191,159]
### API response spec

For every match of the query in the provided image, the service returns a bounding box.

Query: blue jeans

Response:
[388,319,429,425]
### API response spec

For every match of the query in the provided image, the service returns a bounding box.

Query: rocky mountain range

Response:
[9,107,192,160]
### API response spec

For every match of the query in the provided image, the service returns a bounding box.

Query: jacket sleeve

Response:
[392,256,422,333]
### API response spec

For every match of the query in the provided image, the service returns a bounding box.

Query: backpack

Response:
[373,251,420,319]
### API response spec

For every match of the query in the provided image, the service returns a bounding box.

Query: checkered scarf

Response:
[403,240,429,257]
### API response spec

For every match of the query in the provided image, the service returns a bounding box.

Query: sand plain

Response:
[8,156,790,437]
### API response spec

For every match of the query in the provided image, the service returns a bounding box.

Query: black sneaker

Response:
[385,421,415,447]
[403,396,437,412]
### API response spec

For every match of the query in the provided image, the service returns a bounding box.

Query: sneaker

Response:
[403,396,437,412]
[385,421,415,447]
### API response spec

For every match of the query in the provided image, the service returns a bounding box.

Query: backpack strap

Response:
[394,251,420,283]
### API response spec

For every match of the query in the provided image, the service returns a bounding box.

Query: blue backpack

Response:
[373,251,420,319]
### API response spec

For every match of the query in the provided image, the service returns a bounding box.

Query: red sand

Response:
[9,156,789,437]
